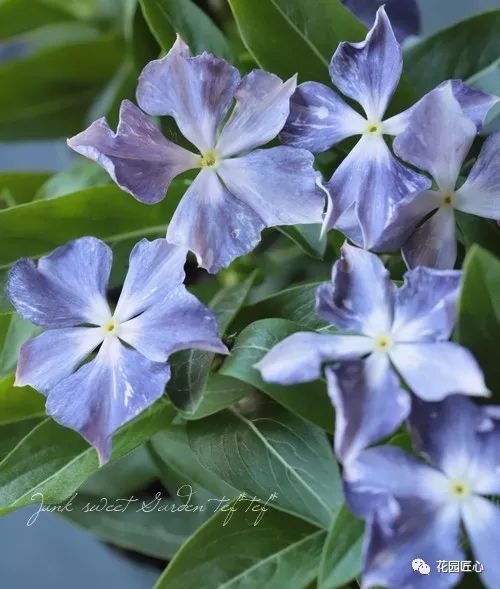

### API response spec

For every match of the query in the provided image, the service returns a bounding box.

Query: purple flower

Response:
[282,7,498,250]
[344,395,500,589]
[393,82,500,269]
[257,244,488,463]
[7,237,227,463]
[67,38,324,273]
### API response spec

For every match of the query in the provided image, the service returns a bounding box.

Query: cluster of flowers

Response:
[6,7,500,588]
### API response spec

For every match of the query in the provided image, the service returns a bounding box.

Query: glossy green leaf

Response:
[457,246,500,396]
[405,11,500,95]
[0,183,187,269]
[318,505,364,589]
[187,399,341,528]
[0,172,51,207]
[0,314,40,378]
[185,374,254,420]
[0,374,45,425]
[0,419,42,461]
[155,503,325,589]
[0,399,175,514]
[220,319,334,432]
[140,0,231,58]
[278,224,327,260]
[456,211,500,260]
[0,0,74,39]
[168,273,256,413]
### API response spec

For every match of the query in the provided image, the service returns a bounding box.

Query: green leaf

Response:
[59,491,206,560]
[318,505,364,589]
[139,0,231,59]
[0,374,45,426]
[405,11,500,95]
[149,423,239,500]
[155,503,326,589]
[457,246,500,396]
[278,224,327,259]
[456,211,500,260]
[220,319,333,432]
[186,374,254,420]
[34,161,112,200]
[168,273,256,413]
[187,399,341,528]
[0,313,40,378]
[0,183,187,269]
[0,419,42,461]
[0,0,75,39]
[0,33,124,139]
[0,172,51,207]
[0,399,175,514]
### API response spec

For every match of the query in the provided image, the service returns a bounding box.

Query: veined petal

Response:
[114,239,187,322]
[46,337,170,464]
[316,244,395,337]
[393,82,476,192]
[324,135,430,248]
[402,207,458,270]
[68,101,198,204]
[410,395,500,495]
[344,446,451,522]
[362,502,463,589]
[136,37,240,151]
[119,286,227,362]
[326,354,410,464]
[463,497,500,589]
[281,81,365,153]
[329,6,401,121]
[15,327,103,393]
[390,341,489,401]
[166,169,265,273]
[256,332,373,385]
[216,70,296,157]
[455,133,500,219]
[8,237,111,328]
[217,147,324,226]
[392,266,462,342]
[384,80,499,135]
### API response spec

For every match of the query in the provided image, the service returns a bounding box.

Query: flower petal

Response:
[217,147,324,226]
[329,6,401,120]
[315,244,395,337]
[392,266,462,342]
[324,135,430,248]
[362,502,463,589]
[280,81,365,153]
[216,70,296,157]
[409,395,500,494]
[46,337,170,464]
[402,207,458,270]
[119,286,227,362]
[114,239,187,322]
[256,332,373,385]
[166,169,265,273]
[15,327,103,393]
[136,37,240,151]
[463,497,500,589]
[8,237,112,328]
[326,354,410,464]
[393,82,477,192]
[68,100,198,204]
[390,341,489,401]
[455,132,500,219]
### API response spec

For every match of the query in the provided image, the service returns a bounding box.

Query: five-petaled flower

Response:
[67,37,324,273]
[344,395,500,589]
[257,244,488,463]
[282,6,498,251]
[393,82,500,268]
[7,237,227,463]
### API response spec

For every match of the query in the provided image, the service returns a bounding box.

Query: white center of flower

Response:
[102,318,119,336]
[199,149,219,169]
[440,191,455,208]
[449,478,471,501]
[374,333,393,352]
[365,121,384,136]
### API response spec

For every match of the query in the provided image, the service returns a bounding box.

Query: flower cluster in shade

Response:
[7,237,227,463]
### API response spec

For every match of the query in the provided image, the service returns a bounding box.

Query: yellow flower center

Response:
[199,149,218,168]
[374,333,393,351]
[102,319,118,336]
[365,121,383,135]
[440,191,455,207]
[449,479,471,500]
